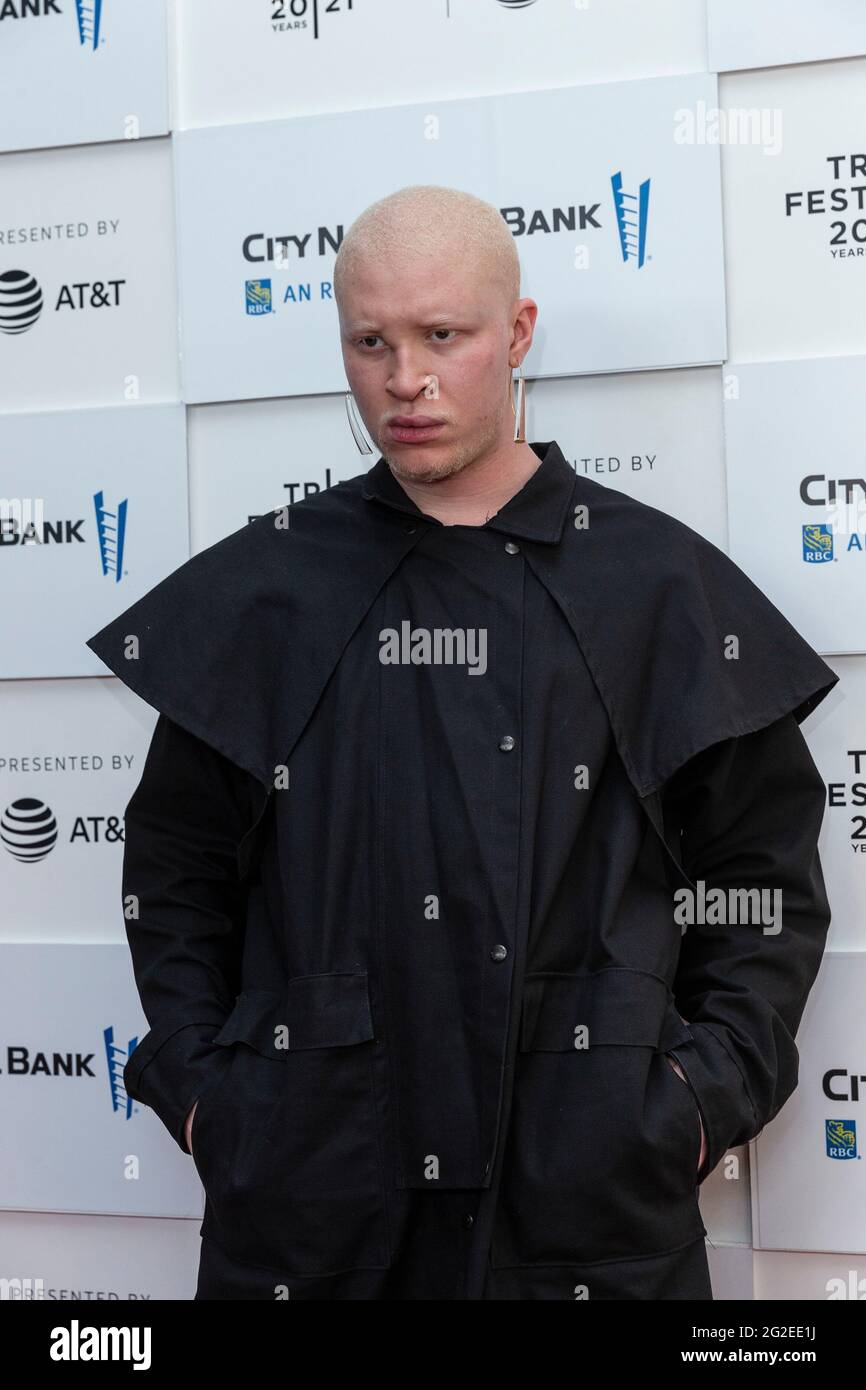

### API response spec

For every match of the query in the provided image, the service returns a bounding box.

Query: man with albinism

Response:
[87,184,837,1301]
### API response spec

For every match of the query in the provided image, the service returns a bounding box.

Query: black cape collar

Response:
[86,461,839,803]
[361,439,576,544]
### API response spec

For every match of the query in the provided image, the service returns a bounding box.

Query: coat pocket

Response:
[490,968,707,1269]
[193,972,390,1278]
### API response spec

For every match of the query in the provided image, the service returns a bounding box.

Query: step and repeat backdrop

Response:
[2,0,865,1302]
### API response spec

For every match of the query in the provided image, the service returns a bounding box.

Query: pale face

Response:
[338,245,532,485]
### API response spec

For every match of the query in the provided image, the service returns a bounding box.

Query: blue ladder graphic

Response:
[611,171,651,268]
[104,1025,138,1120]
[75,0,103,50]
[93,490,127,582]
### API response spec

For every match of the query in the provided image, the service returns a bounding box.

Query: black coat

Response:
[86,441,838,1300]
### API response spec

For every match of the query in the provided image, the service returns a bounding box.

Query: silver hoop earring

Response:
[345,391,374,454]
[511,362,526,443]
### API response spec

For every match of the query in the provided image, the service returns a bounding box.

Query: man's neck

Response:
[389,441,541,527]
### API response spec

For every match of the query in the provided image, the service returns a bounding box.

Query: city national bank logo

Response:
[0,1,105,50]
[2,1022,139,1127]
[0,269,43,335]
[803,523,834,564]
[0,798,58,862]
[825,1119,858,1160]
[246,278,273,316]
[244,178,652,304]
[0,488,129,579]
[611,170,651,268]
[105,1025,138,1120]
[93,489,127,581]
[75,0,104,50]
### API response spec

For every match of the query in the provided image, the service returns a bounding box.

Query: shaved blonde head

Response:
[334,184,520,316]
[335,182,537,493]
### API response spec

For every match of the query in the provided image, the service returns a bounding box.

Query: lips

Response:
[387,419,446,444]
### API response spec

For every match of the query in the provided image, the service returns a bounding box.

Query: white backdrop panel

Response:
[188,368,728,552]
[805,657,866,955]
[529,368,728,548]
[0,137,180,412]
[751,953,866,1255]
[707,0,866,73]
[0,0,169,154]
[0,944,204,1219]
[0,1209,200,1301]
[0,677,157,941]
[174,72,727,402]
[175,0,708,130]
[754,1248,866,1300]
[724,357,866,657]
[2,404,189,679]
[698,1147,752,1249]
[706,1242,755,1300]
[721,60,866,363]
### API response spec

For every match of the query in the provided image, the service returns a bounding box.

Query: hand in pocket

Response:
[666,1054,707,1175]
[185,1099,198,1158]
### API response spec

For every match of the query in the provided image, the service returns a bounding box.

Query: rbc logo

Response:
[825,1119,857,1160]
[803,523,833,563]
[246,279,273,316]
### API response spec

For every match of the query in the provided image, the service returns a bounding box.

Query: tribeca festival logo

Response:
[104,1025,138,1120]
[786,153,866,261]
[379,622,488,675]
[0,269,43,334]
[270,0,358,41]
[93,488,127,581]
[611,170,651,268]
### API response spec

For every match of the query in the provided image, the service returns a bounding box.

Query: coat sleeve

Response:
[121,712,264,1154]
[659,710,831,1183]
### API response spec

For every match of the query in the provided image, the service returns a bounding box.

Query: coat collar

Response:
[86,456,839,803]
[360,439,576,544]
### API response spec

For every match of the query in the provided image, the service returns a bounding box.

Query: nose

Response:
[387,347,438,403]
